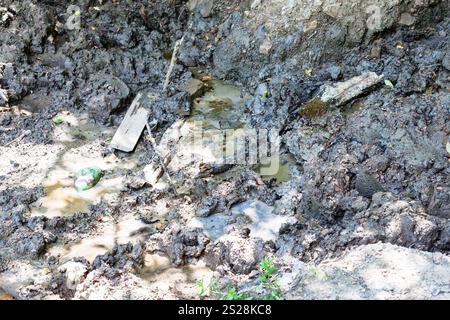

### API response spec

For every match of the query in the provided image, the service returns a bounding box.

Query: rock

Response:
[442,52,450,71]
[196,198,219,217]
[399,12,416,26]
[86,74,130,124]
[319,72,384,108]
[299,72,383,117]
[173,92,192,116]
[427,184,450,218]
[355,170,385,198]
[9,228,46,258]
[327,66,341,80]
[19,93,52,113]
[35,53,72,70]
[177,77,204,99]
[436,222,450,250]
[0,88,8,106]
[92,242,145,271]
[189,0,214,18]
[230,200,296,242]
[281,243,450,299]
[156,227,209,265]
[58,261,88,290]
[369,42,382,59]
[204,231,265,274]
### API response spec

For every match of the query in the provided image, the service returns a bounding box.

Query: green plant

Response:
[197,279,219,299]
[197,257,283,300]
[52,115,63,125]
[197,279,246,300]
[221,286,246,300]
[257,257,282,300]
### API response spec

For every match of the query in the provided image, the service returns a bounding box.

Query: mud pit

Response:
[0,0,449,300]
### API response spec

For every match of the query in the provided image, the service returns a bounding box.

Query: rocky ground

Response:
[0,0,449,300]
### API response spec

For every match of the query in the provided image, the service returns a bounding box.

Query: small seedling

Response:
[257,257,282,300]
[52,115,63,125]
[197,257,283,300]
[197,279,221,299]
[222,287,246,300]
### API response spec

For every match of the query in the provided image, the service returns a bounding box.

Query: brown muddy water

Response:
[29,114,138,218]
[25,80,293,293]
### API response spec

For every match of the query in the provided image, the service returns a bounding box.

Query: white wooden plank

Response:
[110,92,149,152]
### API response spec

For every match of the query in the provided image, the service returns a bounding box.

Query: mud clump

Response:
[92,242,145,272]
[155,226,210,266]
[204,230,266,275]
[0,0,449,300]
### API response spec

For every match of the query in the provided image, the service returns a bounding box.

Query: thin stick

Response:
[4,130,29,147]
[162,36,184,93]
[145,121,178,195]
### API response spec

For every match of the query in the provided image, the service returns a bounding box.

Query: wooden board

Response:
[110,92,149,152]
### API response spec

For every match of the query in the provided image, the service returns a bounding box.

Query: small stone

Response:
[442,52,450,71]
[177,77,204,99]
[196,198,218,217]
[58,261,88,290]
[328,66,341,80]
[428,185,450,218]
[239,227,251,238]
[189,0,213,18]
[399,12,416,26]
[355,170,385,198]
[369,45,381,59]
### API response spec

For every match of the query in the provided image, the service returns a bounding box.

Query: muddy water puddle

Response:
[255,153,298,183]
[48,213,151,263]
[30,115,139,218]
[0,290,14,300]
[139,253,213,294]
[170,80,299,184]
[190,80,250,130]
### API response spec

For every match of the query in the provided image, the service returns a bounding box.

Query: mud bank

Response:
[0,0,449,299]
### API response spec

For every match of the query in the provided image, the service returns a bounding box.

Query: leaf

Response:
[304,67,313,77]
[384,80,394,88]
[52,115,63,125]
[41,267,51,275]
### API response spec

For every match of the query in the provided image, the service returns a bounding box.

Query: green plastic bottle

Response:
[75,166,103,191]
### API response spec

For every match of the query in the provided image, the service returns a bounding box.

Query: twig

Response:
[4,130,29,147]
[145,121,178,195]
[162,37,184,93]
